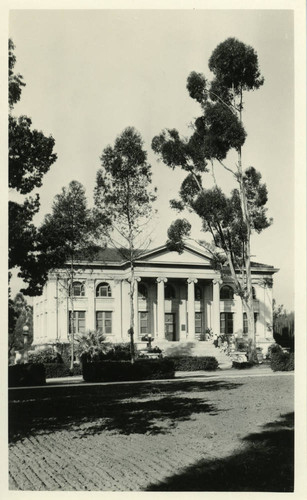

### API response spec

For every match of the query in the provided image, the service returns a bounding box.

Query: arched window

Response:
[71,281,85,297]
[138,283,148,299]
[220,285,234,300]
[165,284,175,299]
[96,282,112,297]
[252,287,256,299]
[195,285,202,301]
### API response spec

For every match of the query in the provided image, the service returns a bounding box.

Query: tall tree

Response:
[9,39,57,290]
[94,127,157,363]
[8,292,33,359]
[38,180,98,371]
[152,38,271,354]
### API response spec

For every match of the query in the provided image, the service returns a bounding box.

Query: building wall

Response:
[33,268,275,348]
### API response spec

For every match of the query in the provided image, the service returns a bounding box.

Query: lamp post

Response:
[23,325,29,364]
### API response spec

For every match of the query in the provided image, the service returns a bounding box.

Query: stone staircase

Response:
[153,340,233,369]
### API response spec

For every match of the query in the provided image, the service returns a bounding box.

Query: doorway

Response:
[165,313,176,341]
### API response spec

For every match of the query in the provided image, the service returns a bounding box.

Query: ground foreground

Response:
[9,373,294,491]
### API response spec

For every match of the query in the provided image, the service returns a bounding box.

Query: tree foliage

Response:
[94,127,157,362]
[152,38,271,350]
[8,39,57,284]
[35,180,99,370]
[8,292,33,358]
[95,127,156,257]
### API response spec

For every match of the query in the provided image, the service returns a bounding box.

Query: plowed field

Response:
[9,374,294,491]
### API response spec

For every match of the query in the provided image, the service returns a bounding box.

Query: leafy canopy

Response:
[20,181,98,295]
[94,127,156,258]
[9,39,57,283]
[152,37,271,288]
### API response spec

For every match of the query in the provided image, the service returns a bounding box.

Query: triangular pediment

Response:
[138,244,212,266]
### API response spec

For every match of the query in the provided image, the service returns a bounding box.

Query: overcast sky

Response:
[9,9,295,309]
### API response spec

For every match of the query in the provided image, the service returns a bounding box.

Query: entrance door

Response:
[165,313,176,341]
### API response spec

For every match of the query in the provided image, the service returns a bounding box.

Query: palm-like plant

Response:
[75,330,107,363]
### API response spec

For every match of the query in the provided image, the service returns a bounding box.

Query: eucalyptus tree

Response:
[152,38,272,353]
[38,181,98,371]
[94,127,157,362]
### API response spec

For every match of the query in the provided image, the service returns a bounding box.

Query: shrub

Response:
[148,346,162,354]
[44,363,82,379]
[75,330,108,362]
[28,347,63,364]
[102,342,131,361]
[9,363,46,387]
[235,338,249,352]
[267,343,283,360]
[232,361,254,369]
[165,356,218,371]
[271,349,294,372]
[82,359,175,382]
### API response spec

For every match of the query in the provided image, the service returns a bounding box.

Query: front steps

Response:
[151,340,233,369]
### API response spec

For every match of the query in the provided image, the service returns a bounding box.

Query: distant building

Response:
[33,244,278,355]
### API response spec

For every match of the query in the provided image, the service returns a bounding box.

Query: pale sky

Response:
[9,9,295,309]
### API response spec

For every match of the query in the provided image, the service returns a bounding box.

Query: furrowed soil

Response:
[9,373,294,491]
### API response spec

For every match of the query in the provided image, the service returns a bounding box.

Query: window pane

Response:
[78,320,85,332]
[220,313,225,333]
[227,314,233,334]
[138,284,147,299]
[139,312,148,335]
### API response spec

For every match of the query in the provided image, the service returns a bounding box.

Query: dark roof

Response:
[251,261,274,269]
[74,245,276,270]
[75,247,144,263]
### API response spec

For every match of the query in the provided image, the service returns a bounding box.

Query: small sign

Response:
[181,324,186,331]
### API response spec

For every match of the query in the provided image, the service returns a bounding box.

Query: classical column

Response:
[133,277,141,338]
[212,278,222,336]
[156,277,168,339]
[187,278,198,340]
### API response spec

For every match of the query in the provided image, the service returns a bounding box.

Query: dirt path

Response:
[9,374,294,491]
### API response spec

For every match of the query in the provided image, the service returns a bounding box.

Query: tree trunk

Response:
[129,263,136,364]
[236,93,256,357]
[69,263,75,373]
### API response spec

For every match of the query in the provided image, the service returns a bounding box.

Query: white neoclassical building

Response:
[33,244,278,353]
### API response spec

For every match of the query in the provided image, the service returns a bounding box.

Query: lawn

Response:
[9,373,294,491]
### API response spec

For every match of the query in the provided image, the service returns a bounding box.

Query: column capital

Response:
[212,278,223,286]
[127,276,141,283]
[187,278,198,284]
[156,277,168,284]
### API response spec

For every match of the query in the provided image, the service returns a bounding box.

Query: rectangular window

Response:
[220,312,233,335]
[243,312,248,334]
[96,311,112,335]
[69,311,86,334]
[195,312,202,335]
[243,312,258,334]
[139,312,149,335]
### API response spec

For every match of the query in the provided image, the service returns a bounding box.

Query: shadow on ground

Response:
[145,412,294,492]
[9,380,241,442]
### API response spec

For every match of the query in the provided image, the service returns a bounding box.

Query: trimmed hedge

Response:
[44,363,82,379]
[271,350,294,372]
[165,356,218,371]
[28,348,63,364]
[9,363,46,387]
[82,359,175,382]
[232,361,254,369]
